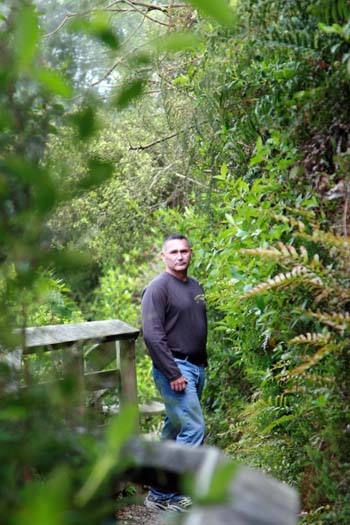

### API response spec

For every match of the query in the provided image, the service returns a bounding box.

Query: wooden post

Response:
[86,340,121,419]
[1,348,23,393]
[85,340,118,373]
[62,343,85,425]
[119,338,140,433]
[20,319,141,427]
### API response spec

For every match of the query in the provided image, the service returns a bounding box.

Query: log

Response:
[121,438,300,525]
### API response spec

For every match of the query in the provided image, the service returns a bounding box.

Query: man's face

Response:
[161,239,192,275]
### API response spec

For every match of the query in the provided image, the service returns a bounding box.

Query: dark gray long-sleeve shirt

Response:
[141,272,207,381]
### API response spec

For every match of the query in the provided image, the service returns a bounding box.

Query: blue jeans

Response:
[150,358,206,500]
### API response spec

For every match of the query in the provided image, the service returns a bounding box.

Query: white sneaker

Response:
[167,496,192,512]
[144,493,170,511]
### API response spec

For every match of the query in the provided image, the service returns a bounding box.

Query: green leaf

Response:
[113,78,146,110]
[220,162,228,177]
[225,213,235,226]
[186,0,236,27]
[0,158,57,214]
[0,109,13,132]
[261,414,295,434]
[69,12,120,49]
[16,467,70,525]
[91,25,120,50]
[129,52,152,67]
[41,249,92,273]
[153,32,202,53]
[187,461,238,503]
[35,69,73,98]
[76,407,138,506]
[105,405,139,450]
[13,5,40,70]
[77,159,114,190]
[318,22,343,36]
[71,105,99,140]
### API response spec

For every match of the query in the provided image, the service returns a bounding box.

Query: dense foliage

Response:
[1,0,350,523]
[160,1,350,521]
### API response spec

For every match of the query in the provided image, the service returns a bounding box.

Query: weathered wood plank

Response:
[85,341,118,372]
[121,438,300,525]
[102,400,164,416]
[84,369,120,391]
[62,343,85,422]
[119,338,140,433]
[119,339,138,406]
[12,319,142,433]
[139,400,165,415]
[23,319,139,351]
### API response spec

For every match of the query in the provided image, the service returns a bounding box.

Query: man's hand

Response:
[170,375,187,392]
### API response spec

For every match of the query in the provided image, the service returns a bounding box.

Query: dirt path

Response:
[115,493,181,525]
[116,503,183,525]
[116,503,167,525]
[117,505,164,525]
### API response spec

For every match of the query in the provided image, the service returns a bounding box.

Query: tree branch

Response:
[173,172,218,191]
[43,0,176,38]
[106,0,184,12]
[122,0,170,26]
[90,15,148,87]
[43,11,78,38]
[128,131,178,150]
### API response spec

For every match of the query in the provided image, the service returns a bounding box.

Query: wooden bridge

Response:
[14,318,152,430]
[9,318,300,524]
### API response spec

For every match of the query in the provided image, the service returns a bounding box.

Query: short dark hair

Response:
[162,233,190,249]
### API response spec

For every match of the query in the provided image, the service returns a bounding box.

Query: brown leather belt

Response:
[172,351,206,366]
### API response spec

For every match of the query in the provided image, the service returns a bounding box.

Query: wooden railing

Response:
[18,319,142,429]
[10,320,301,523]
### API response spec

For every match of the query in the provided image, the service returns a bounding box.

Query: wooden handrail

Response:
[22,319,140,350]
[17,319,141,430]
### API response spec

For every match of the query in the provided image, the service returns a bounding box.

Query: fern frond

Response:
[266,215,350,267]
[287,343,337,377]
[289,332,331,345]
[299,229,350,260]
[308,310,350,331]
[312,279,350,305]
[261,414,295,435]
[311,0,350,25]
[285,374,335,390]
[239,247,282,258]
[240,242,309,262]
[271,213,307,232]
[267,393,291,408]
[240,265,323,300]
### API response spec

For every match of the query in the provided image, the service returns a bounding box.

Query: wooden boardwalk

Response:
[13,319,159,430]
[8,319,300,524]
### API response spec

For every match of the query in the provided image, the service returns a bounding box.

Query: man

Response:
[141,233,208,512]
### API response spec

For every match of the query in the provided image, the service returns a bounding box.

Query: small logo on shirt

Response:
[195,294,205,303]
